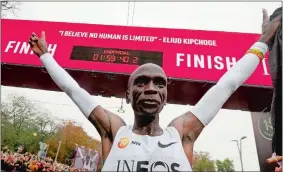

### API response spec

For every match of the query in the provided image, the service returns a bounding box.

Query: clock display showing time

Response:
[70,46,163,67]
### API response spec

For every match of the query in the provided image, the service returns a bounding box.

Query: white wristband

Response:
[251,42,268,53]
[40,53,99,118]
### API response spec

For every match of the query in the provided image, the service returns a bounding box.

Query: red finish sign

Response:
[1,19,271,87]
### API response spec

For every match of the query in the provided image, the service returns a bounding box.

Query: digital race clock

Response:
[70,46,163,67]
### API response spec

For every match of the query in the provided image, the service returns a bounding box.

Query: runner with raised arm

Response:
[29,9,281,171]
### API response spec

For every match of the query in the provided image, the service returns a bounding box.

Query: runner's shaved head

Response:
[127,63,167,90]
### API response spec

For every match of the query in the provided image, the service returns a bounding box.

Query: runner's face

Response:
[127,64,167,115]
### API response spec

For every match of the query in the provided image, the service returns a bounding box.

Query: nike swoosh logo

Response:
[158,141,177,148]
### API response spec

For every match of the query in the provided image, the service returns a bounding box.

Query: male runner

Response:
[29,9,281,171]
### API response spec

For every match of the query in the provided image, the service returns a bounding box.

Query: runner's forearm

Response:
[191,42,268,126]
[40,53,99,118]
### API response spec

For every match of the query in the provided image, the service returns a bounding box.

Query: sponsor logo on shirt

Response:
[118,137,130,149]
[158,141,177,148]
[116,160,181,172]
[131,141,140,146]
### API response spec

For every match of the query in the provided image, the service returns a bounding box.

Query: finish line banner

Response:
[1,19,272,87]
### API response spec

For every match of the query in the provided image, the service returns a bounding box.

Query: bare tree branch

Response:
[1,1,21,17]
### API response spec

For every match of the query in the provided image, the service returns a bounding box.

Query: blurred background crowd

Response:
[1,150,95,172]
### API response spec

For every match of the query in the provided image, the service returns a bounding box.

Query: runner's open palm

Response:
[29,31,48,57]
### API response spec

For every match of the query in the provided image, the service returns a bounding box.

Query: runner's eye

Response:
[156,82,164,86]
[134,76,149,87]
[136,80,146,87]
[154,78,166,88]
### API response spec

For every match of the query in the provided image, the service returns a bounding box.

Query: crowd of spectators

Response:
[1,150,90,172]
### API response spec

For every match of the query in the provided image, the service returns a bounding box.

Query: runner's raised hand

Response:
[29,31,48,57]
[260,8,282,44]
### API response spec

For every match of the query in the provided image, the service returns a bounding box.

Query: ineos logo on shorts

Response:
[116,160,180,172]
[118,137,130,149]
